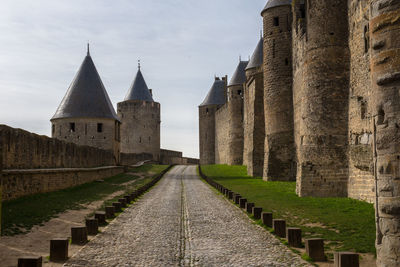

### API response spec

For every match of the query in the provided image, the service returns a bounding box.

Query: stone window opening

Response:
[52,124,55,135]
[97,123,103,133]
[273,17,279,27]
[237,90,242,96]
[377,107,385,125]
[206,108,209,114]
[149,136,151,143]
[85,124,88,135]
[364,25,369,53]
[360,101,367,120]
[69,122,75,133]
[285,58,289,65]
[139,137,142,143]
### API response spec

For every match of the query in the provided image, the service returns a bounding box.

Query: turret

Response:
[199,77,227,165]
[51,45,120,163]
[117,63,160,163]
[243,37,265,176]
[292,0,349,197]
[261,0,295,181]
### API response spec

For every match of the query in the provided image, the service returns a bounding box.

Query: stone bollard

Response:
[239,198,247,209]
[85,218,99,235]
[273,219,286,238]
[124,195,131,204]
[50,238,69,261]
[287,228,302,247]
[112,202,122,212]
[246,202,255,213]
[95,212,106,225]
[228,191,234,200]
[234,195,241,205]
[18,256,42,267]
[334,252,359,267]
[305,238,325,261]
[71,226,88,245]
[262,212,273,228]
[118,198,127,208]
[252,207,263,220]
[105,206,115,219]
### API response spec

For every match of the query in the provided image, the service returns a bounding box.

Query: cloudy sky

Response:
[0,0,266,158]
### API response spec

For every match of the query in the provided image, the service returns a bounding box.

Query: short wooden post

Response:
[50,238,69,261]
[252,207,263,220]
[124,195,131,204]
[112,202,122,212]
[239,198,247,209]
[246,202,255,213]
[118,198,127,208]
[105,206,115,219]
[262,212,273,227]
[95,212,106,225]
[287,228,302,247]
[305,238,325,261]
[234,195,241,204]
[18,256,42,267]
[228,191,234,200]
[71,226,88,245]
[85,218,99,235]
[273,219,286,238]
[334,252,359,267]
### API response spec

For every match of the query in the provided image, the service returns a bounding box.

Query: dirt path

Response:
[65,165,310,267]
[0,175,147,267]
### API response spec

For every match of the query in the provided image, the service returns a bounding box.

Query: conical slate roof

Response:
[200,78,226,107]
[261,0,292,14]
[246,37,263,70]
[124,67,154,102]
[52,50,119,121]
[229,61,249,86]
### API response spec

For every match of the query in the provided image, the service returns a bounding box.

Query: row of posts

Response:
[17,165,172,267]
[198,165,360,267]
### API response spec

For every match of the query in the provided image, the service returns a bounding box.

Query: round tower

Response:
[369,0,400,264]
[51,45,120,163]
[261,0,295,181]
[243,37,265,177]
[292,0,350,197]
[199,77,227,165]
[117,64,160,162]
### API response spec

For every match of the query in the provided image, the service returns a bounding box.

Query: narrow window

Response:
[273,17,279,26]
[52,124,55,135]
[85,124,87,135]
[206,108,209,114]
[300,4,306,18]
[364,25,369,53]
[237,90,242,95]
[149,136,151,143]
[97,123,103,133]
[285,58,289,65]
[139,137,142,143]
[69,122,75,133]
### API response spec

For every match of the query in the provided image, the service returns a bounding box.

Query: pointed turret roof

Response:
[200,78,226,107]
[229,60,249,86]
[124,64,154,102]
[246,37,263,70]
[52,46,119,121]
[261,0,292,14]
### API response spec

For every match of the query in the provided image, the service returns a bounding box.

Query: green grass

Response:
[1,164,168,236]
[201,164,376,254]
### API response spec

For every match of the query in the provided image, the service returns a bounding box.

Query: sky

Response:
[0,0,266,158]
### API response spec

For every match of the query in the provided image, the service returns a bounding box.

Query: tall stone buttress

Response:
[369,0,400,265]
[292,0,350,197]
[199,77,227,165]
[51,46,120,164]
[261,0,295,181]
[243,37,265,177]
[117,64,160,162]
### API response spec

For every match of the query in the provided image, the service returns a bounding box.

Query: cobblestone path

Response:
[65,165,310,267]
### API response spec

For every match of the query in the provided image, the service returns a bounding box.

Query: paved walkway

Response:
[65,165,310,267]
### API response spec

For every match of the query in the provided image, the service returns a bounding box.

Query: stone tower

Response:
[117,64,160,162]
[292,0,350,197]
[199,77,227,165]
[227,60,248,165]
[243,37,265,176]
[261,0,295,181]
[369,0,400,265]
[51,46,120,163]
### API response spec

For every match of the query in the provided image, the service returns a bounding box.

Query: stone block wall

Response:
[215,104,230,164]
[118,100,160,161]
[0,125,116,169]
[347,0,375,203]
[227,84,244,165]
[243,70,265,177]
[292,0,350,197]
[199,105,217,164]
[262,4,295,181]
[120,152,154,166]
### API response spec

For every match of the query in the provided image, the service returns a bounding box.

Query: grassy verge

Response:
[201,164,376,255]
[1,164,168,236]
